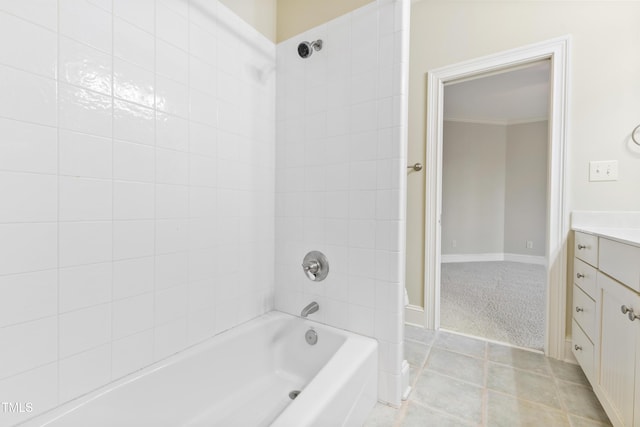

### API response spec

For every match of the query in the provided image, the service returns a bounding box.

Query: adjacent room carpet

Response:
[440,261,545,351]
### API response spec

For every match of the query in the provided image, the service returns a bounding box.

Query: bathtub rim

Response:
[18,310,377,427]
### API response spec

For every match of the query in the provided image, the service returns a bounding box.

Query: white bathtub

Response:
[20,311,378,427]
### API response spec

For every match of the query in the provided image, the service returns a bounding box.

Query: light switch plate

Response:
[589,160,618,181]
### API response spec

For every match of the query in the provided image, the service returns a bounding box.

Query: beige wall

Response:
[221,0,377,44]
[441,122,507,257]
[407,1,640,312]
[276,0,374,42]
[440,121,547,260]
[504,121,548,257]
[220,0,277,41]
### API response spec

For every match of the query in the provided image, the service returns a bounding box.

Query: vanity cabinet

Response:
[572,231,640,427]
[572,232,598,381]
[598,271,639,427]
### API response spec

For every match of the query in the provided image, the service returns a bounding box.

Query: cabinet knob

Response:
[577,244,587,250]
[574,344,582,351]
[575,306,584,313]
[622,305,632,315]
[576,273,585,279]
[629,311,640,322]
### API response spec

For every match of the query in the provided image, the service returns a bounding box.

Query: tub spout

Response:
[301,301,319,318]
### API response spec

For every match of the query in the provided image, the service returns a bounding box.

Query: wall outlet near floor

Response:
[526,240,533,249]
[589,160,618,181]
[451,240,457,248]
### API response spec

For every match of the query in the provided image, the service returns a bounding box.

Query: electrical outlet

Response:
[451,240,457,248]
[589,160,618,181]
[526,240,533,249]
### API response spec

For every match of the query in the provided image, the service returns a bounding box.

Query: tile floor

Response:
[365,325,612,427]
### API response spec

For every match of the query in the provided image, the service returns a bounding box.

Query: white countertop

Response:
[572,226,640,247]
[571,211,640,247]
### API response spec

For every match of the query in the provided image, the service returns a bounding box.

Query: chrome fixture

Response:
[407,163,423,171]
[305,328,318,345]
[301,301,319,318]
[297,40,323,58]
[289,390,301,400]
[302,251,329,282]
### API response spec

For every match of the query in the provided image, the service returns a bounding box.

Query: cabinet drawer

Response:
[575,231,598,267]
[573,284,596,339]
[599,237,640,293]
[572,319,594,380]
[574,258,597,299]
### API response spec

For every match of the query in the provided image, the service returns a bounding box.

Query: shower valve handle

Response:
[302,260,320,274]
[301,251,329,282]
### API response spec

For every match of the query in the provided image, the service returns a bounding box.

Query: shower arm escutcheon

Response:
[302,251,329,282]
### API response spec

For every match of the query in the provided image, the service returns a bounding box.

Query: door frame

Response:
[420,36,571,359]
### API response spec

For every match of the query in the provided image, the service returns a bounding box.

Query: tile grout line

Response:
[391,339,429,427]
[399,332,484,426]
[55,0,61,407]
[151,0,158,362]
[406,399,476,427]
[392,329,611,427]
[548,357,573,425]
[109,0,115,385]
[185,0,192,345]
[481,340,489,427]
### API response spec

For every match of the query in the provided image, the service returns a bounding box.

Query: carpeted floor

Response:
[440,261,546,350]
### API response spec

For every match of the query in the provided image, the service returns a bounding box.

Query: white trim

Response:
[504,253,547,266]
[441,253,504,263]
[441,253,546,265]
[404,304,424,327]
[443,117,548,126]
[423,36,571,359]
[400,360,411,401]
[440,328,544,355]
[507,117,549,126]
[444,118,510,126]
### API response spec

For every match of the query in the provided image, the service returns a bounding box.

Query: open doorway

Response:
[439,61,550,351]
[420,37,570,359]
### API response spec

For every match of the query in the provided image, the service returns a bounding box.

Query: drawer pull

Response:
[576,273,585,279]
[574,344,582,351]
[575,306,584,313]
[622,305,633,315]
[629,311,640,322]
[577,244,587,250]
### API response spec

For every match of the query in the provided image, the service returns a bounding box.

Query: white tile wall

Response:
[0,0,275,422]
[275,0,409,406]
[0,0,408,419]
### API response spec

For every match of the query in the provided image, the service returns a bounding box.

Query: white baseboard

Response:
[401,360,411,400]
[404,305,424,327]
[504,253,547,266]
[441,253,503,263]
[442,252,546,266]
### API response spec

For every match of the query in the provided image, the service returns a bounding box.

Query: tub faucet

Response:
[301,301,319,318]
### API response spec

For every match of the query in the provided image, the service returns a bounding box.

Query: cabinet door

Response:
[599,272,640,427]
